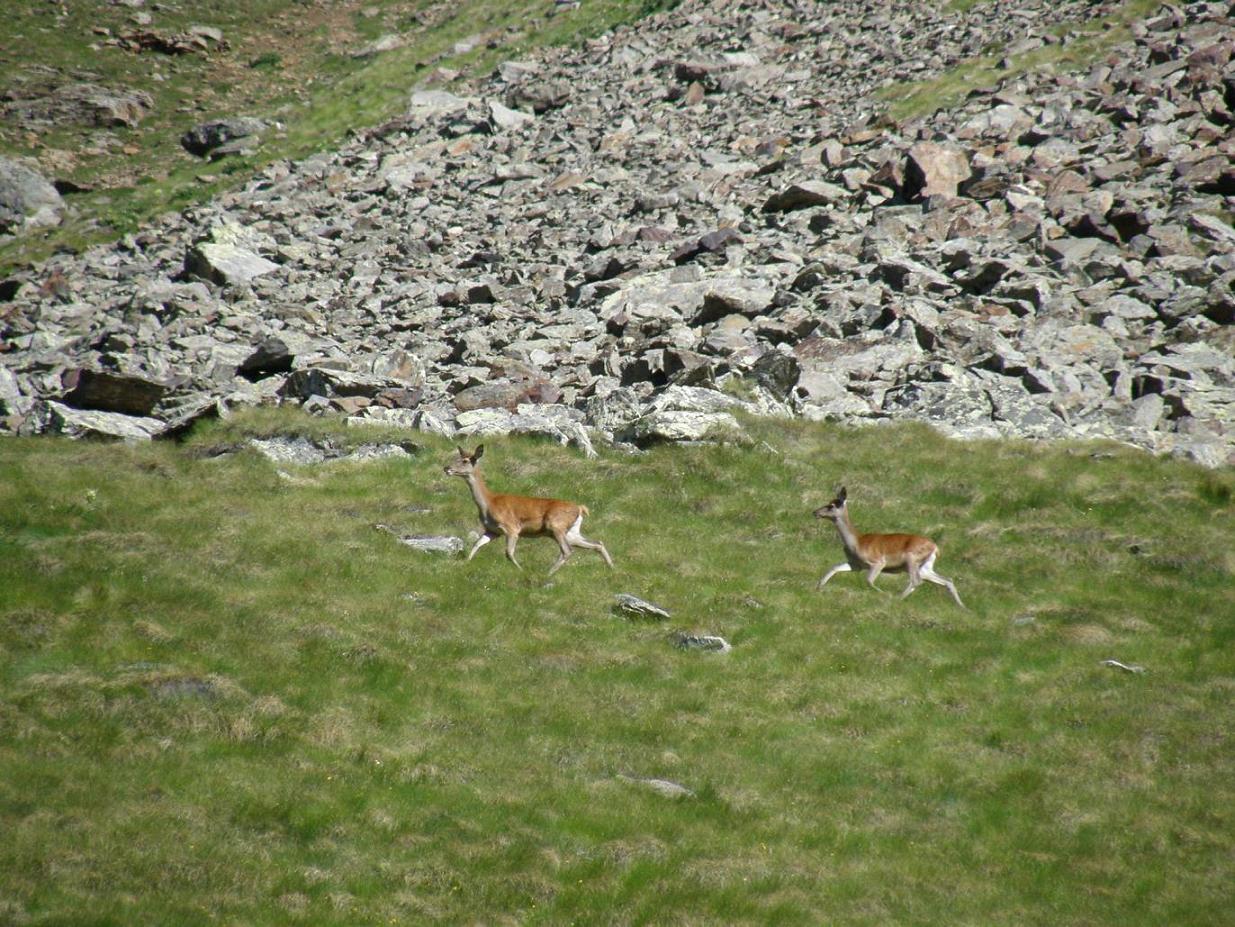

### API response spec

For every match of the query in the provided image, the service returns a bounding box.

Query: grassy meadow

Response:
[1,412,1232,925]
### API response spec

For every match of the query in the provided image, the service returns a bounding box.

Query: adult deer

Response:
[813,487,965,607]
[444,445,615,575]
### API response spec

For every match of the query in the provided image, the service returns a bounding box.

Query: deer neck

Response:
[464,470,494,521]
[832,508,862,556]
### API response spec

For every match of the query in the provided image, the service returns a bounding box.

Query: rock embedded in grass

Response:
[617,775,695,799]
[395,535,466,555]
[180,117,268,158]
[375,525,465,555]
[149,676,220,700]
[614,594,671,621]
[0,157,64,233]
[41,402,166,440]
[673,633,732,653]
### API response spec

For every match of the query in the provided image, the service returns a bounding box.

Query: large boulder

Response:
[0,158,64,233]
[59,369,171,416]
[903,142,972,200]
[184,224,278,286]
[601,270,776,329]
[181,117,268,158]
[0,83,153,129]
[42,402,166,441]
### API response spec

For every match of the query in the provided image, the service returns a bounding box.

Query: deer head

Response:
[444,444,484,478]
[813,486,848,521]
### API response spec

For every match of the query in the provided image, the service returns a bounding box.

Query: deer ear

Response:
[472,444,485,461]
[838,486,847,502]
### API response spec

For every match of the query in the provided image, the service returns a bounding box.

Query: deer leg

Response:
[817,562,852,589]
[547,529,573,576]
[467,531,495,561]
[866,561,885,590]
[922,566,965,608]
[566,517,614,568]
[502,529,523,570]
[901,560,923,599]
[566,535,613,568]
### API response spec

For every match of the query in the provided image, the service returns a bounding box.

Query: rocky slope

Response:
[1,0,1233,465]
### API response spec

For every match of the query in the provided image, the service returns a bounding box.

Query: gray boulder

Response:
[43,402,166,441]
[181,118,268,157]
[184,224,279,286]
[0,158,64,233]
[59,368,170,416]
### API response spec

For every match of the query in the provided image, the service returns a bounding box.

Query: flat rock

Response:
[614,593,671,620]
[248,436,329,465]
[394,534,465,555]
[629,409,742,444]
[673,633,732,653]
[617,775,694,799]
[762,181,848,212]
[184,241,278,286]
[60,368,170,416]
[44,402,166,440]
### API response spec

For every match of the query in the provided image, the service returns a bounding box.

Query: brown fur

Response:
[444,445,614,575]
[814,486,965,607]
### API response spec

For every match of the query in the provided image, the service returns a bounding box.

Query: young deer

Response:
[444,445,615,575]
[813,487,965,608]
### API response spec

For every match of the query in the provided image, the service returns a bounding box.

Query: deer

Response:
[444,444,615,575]
[813,486,965,608]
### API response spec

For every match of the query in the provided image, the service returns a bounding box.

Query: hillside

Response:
[2,411,1233,924]
[2,0,1235,923]
[1,0,1232,465]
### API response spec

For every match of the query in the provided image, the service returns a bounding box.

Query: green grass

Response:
[2,411,1233,924]
[878,0,1165,123]
[0,0,677,275]
[946,0,990,13]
